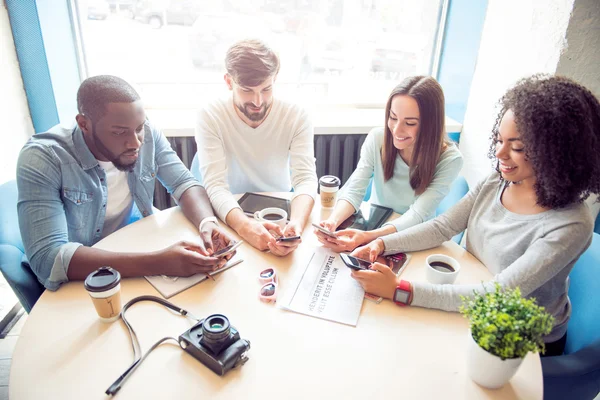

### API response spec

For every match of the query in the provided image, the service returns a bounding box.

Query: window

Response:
[77,0,445,114]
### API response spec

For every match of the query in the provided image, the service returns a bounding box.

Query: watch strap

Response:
[199,216,219,232]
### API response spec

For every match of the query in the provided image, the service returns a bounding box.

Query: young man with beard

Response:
[196,39,318,255]
[17,75,236,291]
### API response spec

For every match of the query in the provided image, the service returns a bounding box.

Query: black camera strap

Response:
[105,295,200,396]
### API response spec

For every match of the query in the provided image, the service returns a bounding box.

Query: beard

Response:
[91,125,138,172]
[234,100,272,122]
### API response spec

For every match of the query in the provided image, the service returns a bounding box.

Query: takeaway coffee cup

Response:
[319,175,341,208]
[425,254,461,284]
[84,266,122,322]
[254,207,288,230]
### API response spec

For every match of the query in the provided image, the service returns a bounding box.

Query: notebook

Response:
[145,258,243,299]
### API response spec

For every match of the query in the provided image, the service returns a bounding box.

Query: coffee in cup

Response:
[425,254,461,284]
[84,266,122,322]
[254,207,288,229]
[319,175,341,209]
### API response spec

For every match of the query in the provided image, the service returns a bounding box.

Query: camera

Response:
[178,314,251,376]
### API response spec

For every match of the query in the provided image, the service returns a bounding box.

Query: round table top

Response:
[10,196,542,399]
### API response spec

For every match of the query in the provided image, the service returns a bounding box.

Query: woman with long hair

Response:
[315,76,463,251]
[350,75,600,356]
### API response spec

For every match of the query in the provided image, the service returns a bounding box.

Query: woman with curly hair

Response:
[314,76,463,252]
[349,74,600,356]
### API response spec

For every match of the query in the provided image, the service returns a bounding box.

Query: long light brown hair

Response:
[382,76,448,195]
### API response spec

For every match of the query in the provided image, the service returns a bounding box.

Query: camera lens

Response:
[200,314,231,354]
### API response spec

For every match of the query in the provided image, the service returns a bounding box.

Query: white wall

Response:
[0,4,34,185]
[557,0,600,217]
[556,0,600,98]
[459,0,575,188]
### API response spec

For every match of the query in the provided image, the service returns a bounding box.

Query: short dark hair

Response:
[488,74,600,208]
[77,75,140,121]
[225,39,280,87]
[382,76,448,195]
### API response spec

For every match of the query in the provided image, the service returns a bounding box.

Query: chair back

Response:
[564,232,600,354]
[0,180,24,252]
[0,180,44,312]
[436,176,469,244]
[190,153,203,185]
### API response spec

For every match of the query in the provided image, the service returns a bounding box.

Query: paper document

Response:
[145,258,243,299]
[279,248,365,326]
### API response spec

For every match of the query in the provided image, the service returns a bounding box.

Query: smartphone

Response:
[276,235,302,242]
[212,240,243,258]
[340,253,372,270]
[311,223,337,238]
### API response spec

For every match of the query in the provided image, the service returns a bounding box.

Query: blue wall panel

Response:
[437,0,489,124]
[6,0,58,132]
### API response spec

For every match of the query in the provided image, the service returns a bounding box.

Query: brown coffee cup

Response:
[84,266,122,322]
[319,175,341,208]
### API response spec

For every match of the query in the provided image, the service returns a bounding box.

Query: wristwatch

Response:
[393,280,412,306]
[199,216,219,232]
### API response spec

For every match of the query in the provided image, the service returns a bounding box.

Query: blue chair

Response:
[363,177,373,202]
[541,233,600,400]
[435,176,469,244]
[190,153,203,184]
[0,180,44,312]
[594,212,600,235]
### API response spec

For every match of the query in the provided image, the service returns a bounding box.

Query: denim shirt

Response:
[17,122,200,291]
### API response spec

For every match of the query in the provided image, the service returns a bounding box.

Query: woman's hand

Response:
[351,238,385,262]
[316,228,369,253]
[350,262,398,299]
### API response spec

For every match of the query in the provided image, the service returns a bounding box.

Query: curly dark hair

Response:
[487,74,600,209]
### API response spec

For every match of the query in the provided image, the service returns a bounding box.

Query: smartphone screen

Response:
[340,254,372,270]
[277,235,301,242]
[213,241,243,258]
[311,223,337,238]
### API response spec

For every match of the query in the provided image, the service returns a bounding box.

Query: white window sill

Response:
[146,109,462,137]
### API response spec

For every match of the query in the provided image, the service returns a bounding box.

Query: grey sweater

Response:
[381,172,593,342]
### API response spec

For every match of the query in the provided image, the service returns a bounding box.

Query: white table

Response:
[10,197,542,399]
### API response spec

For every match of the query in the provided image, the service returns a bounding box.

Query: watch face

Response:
[394,289,410,304]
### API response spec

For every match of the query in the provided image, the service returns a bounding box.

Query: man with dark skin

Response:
[17,75,235,291]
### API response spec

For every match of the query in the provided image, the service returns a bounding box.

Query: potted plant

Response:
[460,283,554,389]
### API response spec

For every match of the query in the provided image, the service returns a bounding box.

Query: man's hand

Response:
[351,238,385,262]
[316,228,369,253]
[350,262,398,299]
[238,220,282,251]
[155,240,227,276]
[199,222,237,260]
[268,219,303,257]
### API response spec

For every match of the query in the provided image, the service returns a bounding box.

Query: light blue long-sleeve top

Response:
[337,127,463,232]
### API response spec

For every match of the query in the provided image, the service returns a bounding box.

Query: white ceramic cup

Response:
[425,254,461,284]
[254,207,288,230]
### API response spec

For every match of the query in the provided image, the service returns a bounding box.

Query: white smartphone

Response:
[212,240,244,258]
[311,223,337,238]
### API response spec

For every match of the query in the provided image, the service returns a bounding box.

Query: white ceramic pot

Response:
[466,331,524,389]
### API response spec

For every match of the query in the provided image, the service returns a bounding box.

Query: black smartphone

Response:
[276,235,302,242]
[340,253,372,270]
[212,240,243,258]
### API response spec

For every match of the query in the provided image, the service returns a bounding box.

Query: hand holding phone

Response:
[312,222,337,238]
[212,240,243,258]
[340,253,372,270]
